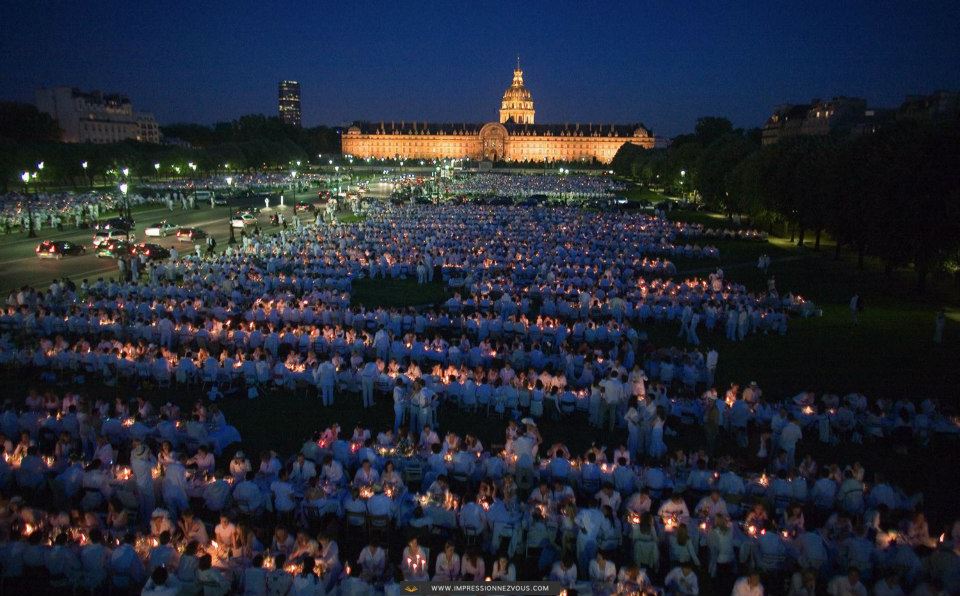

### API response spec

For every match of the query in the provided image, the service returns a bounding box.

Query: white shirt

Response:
[732,577,764,596]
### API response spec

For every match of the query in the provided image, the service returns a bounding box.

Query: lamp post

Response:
[154,162,160,181]
[21,171,37,238]
[81,161,89,188]
[119,182,130,221]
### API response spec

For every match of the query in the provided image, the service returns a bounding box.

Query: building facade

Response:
[761,97,868,145]
[761,91,960,145]
[278,80,302,127]
[341,66,653,163]
[897,90,960,123]
[35,87,160,144]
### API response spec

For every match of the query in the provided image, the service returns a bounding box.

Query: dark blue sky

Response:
[2,1,958,136]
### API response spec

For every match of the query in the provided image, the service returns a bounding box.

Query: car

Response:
[95,239,133,259]
[176,227,208,242]
[144,221,178,237]
[36,240,86,259]
[230,213,258,228]
[92,229,132,247]
[131,243,170,261]
[294,201,316,214]
[95,217,135,231]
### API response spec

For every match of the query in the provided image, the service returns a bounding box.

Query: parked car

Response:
[176,227,208,242]
[230,212,258,228]
[144,221,178,237]
[95,217,135,231]
[36,240,86,259]
[131,243,170,260]
[92,229,132,247]
[95,239,133,259]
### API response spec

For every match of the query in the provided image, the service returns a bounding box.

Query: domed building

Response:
[499,62,535,125]
[342,64,654,163]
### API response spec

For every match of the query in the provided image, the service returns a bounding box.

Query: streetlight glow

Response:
[37,161,44,170]
[81,161,88,169]
[154,163,160,170]
[119,182,128,195]
[21,172,30,183]
[122,167,130,176]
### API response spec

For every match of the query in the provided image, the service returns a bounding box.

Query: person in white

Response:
[732,571,765,596]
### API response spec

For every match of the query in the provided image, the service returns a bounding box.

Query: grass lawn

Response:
[622,186,670,202]
[336,213,367,224]
[350,277,450,308]
[4,204,958,530]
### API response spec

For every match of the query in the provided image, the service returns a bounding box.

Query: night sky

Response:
[2,1,958,136]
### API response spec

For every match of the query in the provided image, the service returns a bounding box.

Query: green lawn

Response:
[660,210,960,403]
[622,186,669,202]
[4,204,959,530]
[350,277,450,308]
[336,213,367,224]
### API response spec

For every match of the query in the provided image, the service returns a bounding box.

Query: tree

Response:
[0,102,61,143]
[693,117,734,147]
[696,132,758,214]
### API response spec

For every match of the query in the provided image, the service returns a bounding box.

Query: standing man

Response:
[706,348,719,386]
[850,293,861,325]
[779,415,803,469]
[599,371,623,433]
[318,359,336,406]
[360,359,379,409]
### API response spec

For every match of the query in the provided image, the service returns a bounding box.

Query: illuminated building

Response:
[278,80,302,127]
[35,86,160,144]
[342,64,653,163]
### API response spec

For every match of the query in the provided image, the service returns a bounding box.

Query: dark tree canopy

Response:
[0,102,61,144]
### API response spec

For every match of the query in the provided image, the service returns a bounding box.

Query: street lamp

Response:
[81,161,88,170]
[37,161,44,171]
[21,171,38,238]
[122,167,129,177]
[119,181,130,221]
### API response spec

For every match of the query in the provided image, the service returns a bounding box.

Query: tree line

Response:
[0,103,341,192]
[612,117,960,291]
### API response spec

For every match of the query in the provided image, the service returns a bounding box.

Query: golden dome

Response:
[499,62,535,124]
[502,69,533,102]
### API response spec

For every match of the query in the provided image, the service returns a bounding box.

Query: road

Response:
[0,193,307,292]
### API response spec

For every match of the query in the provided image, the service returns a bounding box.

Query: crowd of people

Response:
[0,198,955,595]
[0,190,161,233]
[0,377,956,596]
[446,174,628,199]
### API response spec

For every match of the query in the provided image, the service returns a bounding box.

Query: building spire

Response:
[516,54,520,71]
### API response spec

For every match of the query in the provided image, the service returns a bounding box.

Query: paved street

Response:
[0,193,286,291]
[0,182,397,292]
